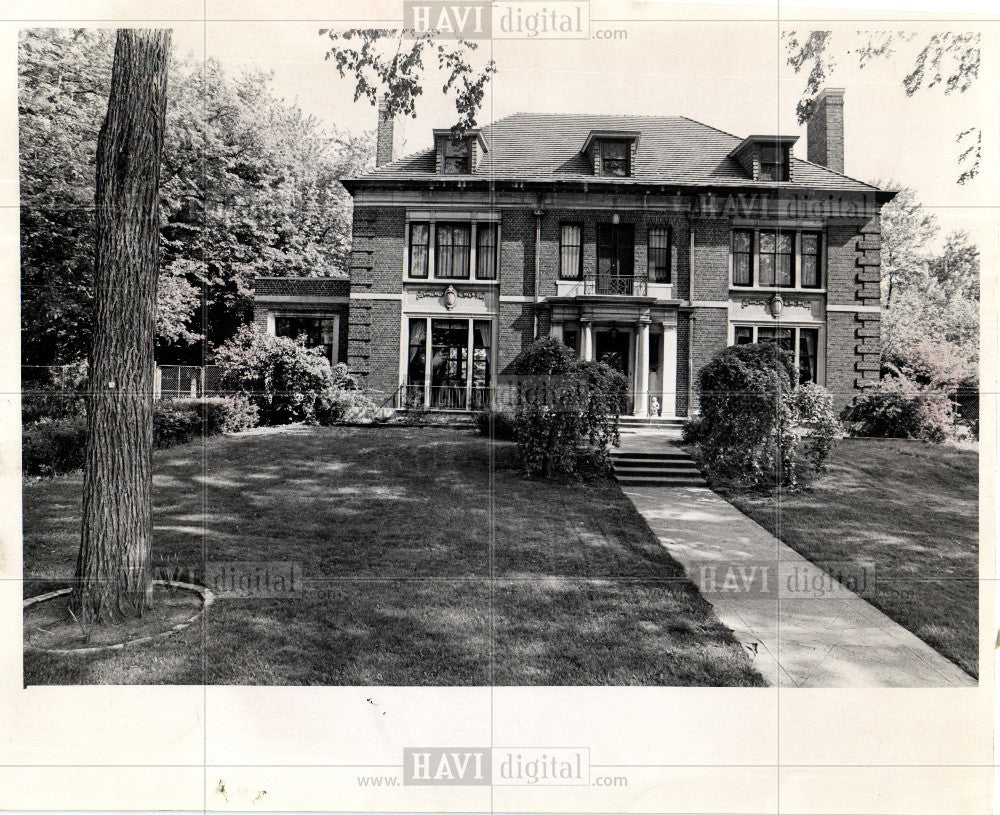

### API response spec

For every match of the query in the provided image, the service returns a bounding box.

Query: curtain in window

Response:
[472,320,492,409]
[648,227,670,282]
[799,329,818,384]
[435,224,471,278]
[560,224,582,279]
[409,223,429,278]
[476,224,497,280]
[406,319,427,408]
[733,230,752,286]
[800,233,820,288]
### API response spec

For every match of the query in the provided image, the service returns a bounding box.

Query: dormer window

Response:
[433,128,488,175]
[729,135,798,182]
[582,129,640,177]
[601,141,630,176]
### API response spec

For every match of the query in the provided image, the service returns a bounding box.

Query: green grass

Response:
[23,425,763,686]
[715,438,979,677]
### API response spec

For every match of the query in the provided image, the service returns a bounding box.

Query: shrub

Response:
[696,342,796,488]
[841,376,955,442]
[22,361,89,425]
[510,339,627,478]
[681,416,704,444]
[214,326,334,425]
[153,403,202,449]
[315,387,393,425]
[789,383,840,471]
[168,395,259,433]
[22,417,87,476]
[475,407,517,440]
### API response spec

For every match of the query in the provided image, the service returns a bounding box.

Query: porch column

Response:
[581,319,593,361]
[661,317,677,418]
[636,319,650,417]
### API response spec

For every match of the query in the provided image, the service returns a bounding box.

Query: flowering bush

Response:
[789,382,840,471]
[841,376,955,442]
[215,326,334,425]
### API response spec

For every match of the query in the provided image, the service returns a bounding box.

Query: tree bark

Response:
[71,29,171,623]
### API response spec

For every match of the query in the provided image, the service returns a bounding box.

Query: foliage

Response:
[18,29,370,367]
[214,326,335,425]
[475,407,518,441]
[320,29,496,133]
[789,383,840,471]
[166,395,260,433]
[22,417,88,476]
[696,343,797,488]
[877,187,979,387]
[841,376,955,442]
[783,30,981,182]
[681,416,704,444]
[510,339,626,479]
[153,403,204,449]
[315,387,392,425]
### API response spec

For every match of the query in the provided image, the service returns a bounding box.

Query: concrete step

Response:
[611,451,691,461]
[616,476,707,487]
[610,445,706,488]
[613,465,703,477]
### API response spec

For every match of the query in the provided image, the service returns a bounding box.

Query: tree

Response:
[19,30,371,367]
[320,29,496,131]
[71,29,170,623]
[783,31,981,182]
[873,183,938,308]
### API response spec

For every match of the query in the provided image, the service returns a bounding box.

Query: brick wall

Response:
[691,219,730,301]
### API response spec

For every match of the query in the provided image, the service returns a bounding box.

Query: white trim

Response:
[270,311,340,366]
[729,322,826,385]
[499,295,535,303]
[406,209,502,222]
[688,300,730,309]
[350,292,404,300]
[255,295,349,305]
[827,304,881,313]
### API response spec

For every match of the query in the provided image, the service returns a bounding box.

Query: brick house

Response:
[252,276,350,366]
[340,88,895,416]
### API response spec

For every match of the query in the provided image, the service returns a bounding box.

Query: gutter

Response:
[533,205,543,338]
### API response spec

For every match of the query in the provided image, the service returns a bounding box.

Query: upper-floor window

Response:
[731,228,823,289]
[647,226,670,283]
[409,222,430,279]
[758,145,789,181]
[560,223,583,280]
[442,139,471,174]
[476,223,498,280]
[435,223,471,278]
[600,141,630,176]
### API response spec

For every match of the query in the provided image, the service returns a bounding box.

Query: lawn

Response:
[718,438,979,677]
[23,425,763,686]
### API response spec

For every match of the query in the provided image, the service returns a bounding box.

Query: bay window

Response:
[731,324,821,384]
[404,317,494,410]
[406,218,500,280]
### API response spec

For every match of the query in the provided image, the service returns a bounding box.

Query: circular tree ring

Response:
[23,580,214,656]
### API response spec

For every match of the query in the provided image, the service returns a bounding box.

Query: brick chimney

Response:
[806,88,845,174]
[376,98,394,167]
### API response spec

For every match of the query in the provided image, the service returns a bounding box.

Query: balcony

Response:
[554,275,674,300]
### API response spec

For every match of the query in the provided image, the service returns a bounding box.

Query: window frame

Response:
[407,221,430,279]
[559,222,584,280]
[433,221,472,279]
[730,228,826,291]
[272,313,340,365]
[729,323,822,384]
[402,315,496,411]
[600,140,630,177]
[475,222,498,280]
[647,225,671,283]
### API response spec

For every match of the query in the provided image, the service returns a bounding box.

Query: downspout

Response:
[687,217,696,415]
[533,205,543,338]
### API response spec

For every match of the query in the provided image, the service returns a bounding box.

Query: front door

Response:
[594,328,633,414]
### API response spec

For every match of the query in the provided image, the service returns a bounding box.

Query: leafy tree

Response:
[873,183,938,308]
[320,28,496,132]
[72,28,170,623]
[784,31,981,182]
[19,29,370,367]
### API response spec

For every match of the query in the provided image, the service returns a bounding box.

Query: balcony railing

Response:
[396,383,492,412]
[583,274,647,297]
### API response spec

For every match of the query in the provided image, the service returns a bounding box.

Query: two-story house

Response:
[340,88,895,417]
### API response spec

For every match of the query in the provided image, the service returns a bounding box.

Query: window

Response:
[600,140,629,176]
[647,227,670,282]
[476,223,498,280]
[560,223,583,279]
[435,223,471,278]
[274,315,338,364]
[758,145,788,182]
[800,232,821,289]
[596,222,635,282]
[758,231,793,287]
[733,230,753,286]
[409,222,430,278]
[798,328,819,384]
[562,327,579,354]
[405,317,495,410]
[471,320,492,409]
[732,228,821,289]
[405,318,427,409]
[442,139,471,174]
[731,325,820,384]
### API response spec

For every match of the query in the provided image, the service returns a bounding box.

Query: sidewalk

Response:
[617,447,976,687]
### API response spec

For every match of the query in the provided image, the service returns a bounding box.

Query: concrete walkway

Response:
[616,438,976,687]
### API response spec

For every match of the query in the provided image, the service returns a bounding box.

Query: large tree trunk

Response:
[71,29,170,623]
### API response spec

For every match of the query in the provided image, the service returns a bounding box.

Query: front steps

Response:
[618,416,686,430]
[610,448,707,488]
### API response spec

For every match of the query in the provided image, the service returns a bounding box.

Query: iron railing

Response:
[582,274,648,296]
[395,383,492,412]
